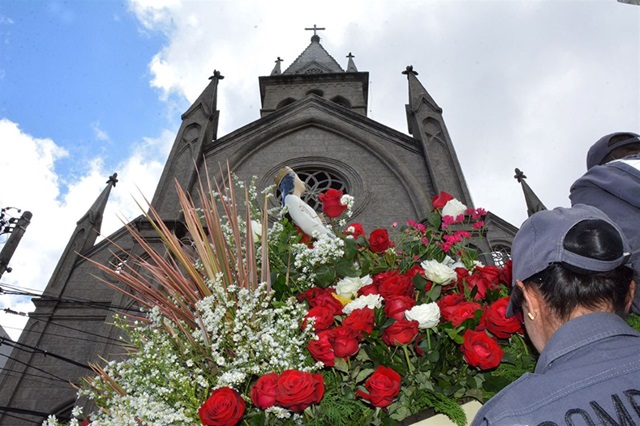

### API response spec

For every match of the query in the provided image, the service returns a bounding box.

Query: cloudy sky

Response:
[0,0,638,339]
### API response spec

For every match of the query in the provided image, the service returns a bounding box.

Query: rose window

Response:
[491,245,511,268]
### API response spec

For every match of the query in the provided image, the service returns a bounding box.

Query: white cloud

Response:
[128,0,639,229]
[0,119,173,340]
[91,121,110,142]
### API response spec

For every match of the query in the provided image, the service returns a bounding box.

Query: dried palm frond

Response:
[86,165,270,352]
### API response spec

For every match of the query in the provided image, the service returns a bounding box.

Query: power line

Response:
[1,337,92,371]
[2,308,125,344]
[0,367,68,386]
[0,351,71,383]
[0,284,141,313]
[1,323,124,346]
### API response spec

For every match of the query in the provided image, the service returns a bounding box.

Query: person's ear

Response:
[625,281,636,313]
[517,280,542,321]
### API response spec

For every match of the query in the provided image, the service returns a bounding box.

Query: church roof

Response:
[283,34,345,75]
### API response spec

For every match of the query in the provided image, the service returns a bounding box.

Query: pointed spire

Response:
[182,70,224,120]
[403,65,441,113]
[514,168,547,217]
[283,27,343,74]
[346,52,358,72]
[43,173,117,293]
[76,173,118,252]
[271,57,283,75]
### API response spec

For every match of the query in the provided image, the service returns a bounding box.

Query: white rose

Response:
[343,294,383,314]
[442,198,467,218]
[421,259,457,285]
[334,275,372,299]
[405,303,440,329]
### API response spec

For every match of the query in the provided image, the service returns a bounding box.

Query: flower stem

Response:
[402,345,414,374]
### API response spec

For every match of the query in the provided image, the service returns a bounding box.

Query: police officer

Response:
[471,204,640,426]
[570,131,640,313]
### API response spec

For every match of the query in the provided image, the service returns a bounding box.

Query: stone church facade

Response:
[0,32,516,424]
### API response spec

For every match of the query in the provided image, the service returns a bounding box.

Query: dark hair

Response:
[513,219,633,320]
[601,133,640,164]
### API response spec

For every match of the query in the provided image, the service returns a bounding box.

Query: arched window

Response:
[491,244,511,268]
[331,96,351,109]
[276,97,296,110]
[103,251,130,282]
[306,89,324,97]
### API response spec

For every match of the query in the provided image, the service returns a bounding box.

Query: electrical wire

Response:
[1,323,125,346]
[0,367,68,386]
[0,337,92,371]
[0,351,71,383]
[1,308,127,344]
[0,409,42,423]
[0,283,142,313]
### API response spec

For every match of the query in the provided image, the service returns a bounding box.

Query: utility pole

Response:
[0,209,32,279]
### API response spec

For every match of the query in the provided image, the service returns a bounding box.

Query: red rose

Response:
[378,271,414,299]
[342,307,375,337]
[437,293,465,311]
[461,329,504,370]
[381,319,419,346]
[432,191,454,210]
[455,267,470,285]
[373,271,397,286]
[298,287,329,305]
[312,291,344,316]
[405,264,426,281]
[356,365,402,408]
[318,189,347,218]
[328,326,360,358]
[345,223,366,239]
[369,229,391,253]
[275,370,324,412]
[440,301,482,327]
[358,282,379,296]
[484,297,524,338]
[384,296,416,321]
[294,224,313,246]
[303,305,335,331]
[198,387,245,426]
[498,259,513,288]
[307,330,335,367]
[461,265,502,300]
[251,373,279,409]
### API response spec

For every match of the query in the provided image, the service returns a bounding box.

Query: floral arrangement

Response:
[47,171,537,426]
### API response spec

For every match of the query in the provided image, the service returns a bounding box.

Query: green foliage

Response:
[627,312,640,331]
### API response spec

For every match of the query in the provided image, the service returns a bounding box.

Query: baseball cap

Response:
[506,204,631,317]
[586,132,640,170]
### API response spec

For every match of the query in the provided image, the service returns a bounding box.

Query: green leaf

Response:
[412,274,427,291]
[343,238,358,260]
[336,258,359,278]
[427,210,442,229]
[427,285,442,302]
[426,349,440,363]
[316,265,337,288]
[355,368,374,384]
[446,328,464,344]
[333,357,349,373]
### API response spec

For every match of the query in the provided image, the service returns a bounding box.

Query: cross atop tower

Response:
[305,24,325,42]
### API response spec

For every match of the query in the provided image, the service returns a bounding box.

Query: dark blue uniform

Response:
[471,313,640,426]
